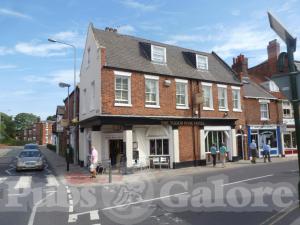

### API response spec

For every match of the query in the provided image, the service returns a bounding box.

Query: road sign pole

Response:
[287,46,300,207]
[268,12,300,207]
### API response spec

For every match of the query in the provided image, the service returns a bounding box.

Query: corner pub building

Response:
[78,24,246,170]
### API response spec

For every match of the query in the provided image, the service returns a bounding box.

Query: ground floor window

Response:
[258,130,277,148]
[150,139,169,155]
[205,131,226,152]
[284,131,297,148]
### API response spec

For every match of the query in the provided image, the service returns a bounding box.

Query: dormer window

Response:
[196,54,208,70]
[151,45,166,64]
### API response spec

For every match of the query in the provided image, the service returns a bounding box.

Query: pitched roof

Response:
[92,27,241,85]
[242,77,277,99]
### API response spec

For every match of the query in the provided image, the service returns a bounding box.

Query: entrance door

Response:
[109,140,124,167]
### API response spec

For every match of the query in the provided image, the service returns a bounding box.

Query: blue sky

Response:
[0,0,299,119]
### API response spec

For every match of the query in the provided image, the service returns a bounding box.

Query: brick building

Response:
[247,39,299,156]
[21,121,54,145]
[78,24,245,169]
[232,54,281,158]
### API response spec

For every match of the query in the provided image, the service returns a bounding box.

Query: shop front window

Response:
[258,130,277,148]
[284,132,297,148]
[150,139,169,155]
[205,131,226,152]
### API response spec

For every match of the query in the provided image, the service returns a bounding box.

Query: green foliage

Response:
[46,115,56,121]
[0,113,16,143]
[14,113,40,131]
[47,143,56,152]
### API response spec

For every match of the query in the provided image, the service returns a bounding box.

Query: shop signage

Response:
[250,125,277,130]
[161,120,204,126]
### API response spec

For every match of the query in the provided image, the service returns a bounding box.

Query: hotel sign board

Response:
[161,120,204,126]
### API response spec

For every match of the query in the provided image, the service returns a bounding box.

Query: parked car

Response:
[24,143,40,150]
[16,149,44,171]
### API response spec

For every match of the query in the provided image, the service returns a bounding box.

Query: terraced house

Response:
[78,24,246,170]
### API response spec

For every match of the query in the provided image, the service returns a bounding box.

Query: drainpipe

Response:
[191,80,197,166]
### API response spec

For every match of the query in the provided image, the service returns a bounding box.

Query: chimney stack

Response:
[232,54,248,80]
[267,39,280,60]
[105,27,118,33]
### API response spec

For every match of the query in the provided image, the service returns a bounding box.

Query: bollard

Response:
[108,161,112,183]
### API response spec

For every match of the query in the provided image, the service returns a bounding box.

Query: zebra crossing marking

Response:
[14,176,32,189]
[0,177,7,184]
[46,175,59,187]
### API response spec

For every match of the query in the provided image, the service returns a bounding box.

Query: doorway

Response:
[109,139,124,167]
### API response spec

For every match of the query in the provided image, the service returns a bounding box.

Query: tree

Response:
[0,112,16,141]
[46,115,56,121]
[14,113,40,131]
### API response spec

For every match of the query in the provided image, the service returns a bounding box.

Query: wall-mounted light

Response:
[224,112,228,117]
[164,80,171,87]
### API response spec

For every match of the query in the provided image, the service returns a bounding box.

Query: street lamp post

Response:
[49,38,77,164]
[59,82,71,172]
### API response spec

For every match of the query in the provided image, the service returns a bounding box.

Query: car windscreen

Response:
[19,151,41,158]
[24,145,38,149]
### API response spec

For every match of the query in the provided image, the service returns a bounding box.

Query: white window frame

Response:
[82,88,87,114]
[90,81,95,111]
[175,79,189,109]
[282,100,293,118]
[260,102,269,121]
[217,84,228,111]
[201,82,213,110]
[145,75,160,108]
[196,54,208,70]
[151,45,167,64]
[231,86,242,112]
[114,71,132,107]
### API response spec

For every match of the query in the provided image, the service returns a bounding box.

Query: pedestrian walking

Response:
[249,140,257,164]
[263,141,272,163]
[219,143,228,168]
[210,143,217,167]
[90,146,98,178]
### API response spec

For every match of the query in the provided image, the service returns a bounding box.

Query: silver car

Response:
[16,149,44,171]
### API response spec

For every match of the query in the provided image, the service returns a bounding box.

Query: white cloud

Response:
[212,24,275,59]
[23,69,80,86]
[15,41,68,57]
[118,25,136,35]
[51,31,86,48]
[0,64,17,70]
[164,34,219,45]
[0,8,31,19]
[121,0,157,11]
[276,0,299,13]
[231,9,240,16]
[0,46,14,55]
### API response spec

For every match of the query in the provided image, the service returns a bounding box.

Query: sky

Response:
[0,0,299,119]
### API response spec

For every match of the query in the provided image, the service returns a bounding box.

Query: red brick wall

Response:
[101,67,245,127]
[179,126,200,162]
[244,98,280,125]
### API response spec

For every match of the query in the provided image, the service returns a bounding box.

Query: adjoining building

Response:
[232,54,281,158]
[78,24,245,169]
[247,40,299,157]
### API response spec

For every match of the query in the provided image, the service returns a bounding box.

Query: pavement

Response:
[41,146,299,186]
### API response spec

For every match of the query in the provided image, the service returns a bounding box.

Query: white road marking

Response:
[14,176,32,189]
[69,199,73,205]
[45,190,57,193]
[27,192,55,225]
[68,210,100,223]
[221,174,274,187]
[46,175,59,187]
[69,205,74,213]
[67,189,71,194]
[102,192,189,211]
[68,194,72,199]
[5,169,13,175]
[90,210,100,220]
[0,177,7,184]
